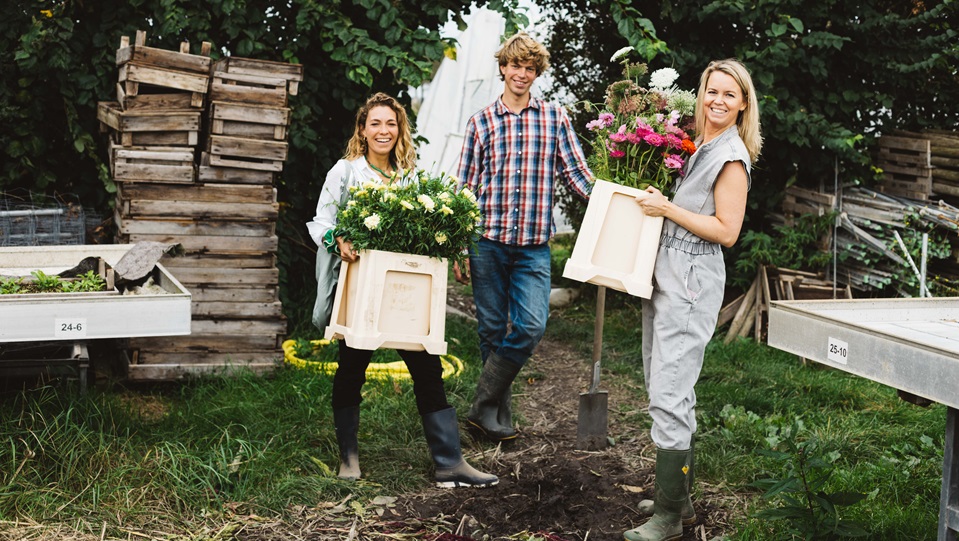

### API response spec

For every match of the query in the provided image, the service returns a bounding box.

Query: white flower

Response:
[460,187,476,202]
[434,232,448,245]
[347,200,357,207]
[650,68,680,90]
[364,214,381,230]
[382,192,396,202]
[440,205,453,215]
[611,46,634,63]
[400,200,414,210]
[417,194,436,211]
[438,192,452,203]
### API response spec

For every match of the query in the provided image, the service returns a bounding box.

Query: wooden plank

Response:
[208,135,288,161]
[117,83,195,111]
[215,56,304,82]
[159,253,276,269]
[118,63,210,94]
[114,163,195,183]
[114,213,275,237]
[153,266,279,285]
[206,154,283,172]
[210,101,290,126]
[192,301,284,318]
[197,162,275,185]
[878,135,931,153]
[785,186,836,207]
[126,358,280,375]
[98,101,201,132]
[209,75,287,107]
[116,44,212,73]
[121,199,279,220]
[716,293,744,329]
[119,182,276,204]
[119,233,279,253]
[211,120,287,141]
[879,147,931,167]
[113,129,198,147]
[184,285,279,303]
[879,161,933,178]
[127,333,281,352]
[190,318,287,335]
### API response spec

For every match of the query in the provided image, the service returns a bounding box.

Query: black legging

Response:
[331,341,450,415]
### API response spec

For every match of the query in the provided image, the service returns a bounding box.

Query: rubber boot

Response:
[421,407,499,488]
[497,385,513,431]
[333,406,361,480]
[467,352,520,441]
[624,448,689,541]
[637,437,696,525]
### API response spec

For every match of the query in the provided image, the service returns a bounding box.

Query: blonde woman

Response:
[626,59,762,541]
[307,92,497,488]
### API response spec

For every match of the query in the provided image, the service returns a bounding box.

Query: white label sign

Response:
[55,318,88,339]
[827,337,848,365]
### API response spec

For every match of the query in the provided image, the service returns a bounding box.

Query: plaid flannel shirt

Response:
[456,96,592,246]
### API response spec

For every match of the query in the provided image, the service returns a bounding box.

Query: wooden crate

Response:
[209,101,290,141]
[197,161,276,185]
[109,143,196,184]
[114,214,275,238]
[206,135,288,172]
[116,183,279,221]
[214,56,304,95]
[209,71,288,107]
[115,32,211,109]
[98,101,200,147]
[876,135,933,199]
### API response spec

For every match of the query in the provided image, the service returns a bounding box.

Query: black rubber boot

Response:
[637,437,696,524]
[497,385,513,431]
[624,448,689,541]
[466,352,520,441]
[333,406,361,480]
[421,407,499,488]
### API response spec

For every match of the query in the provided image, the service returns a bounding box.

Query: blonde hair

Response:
[344,92,416,170]
[494,32,550,78]
[694,59,763,164]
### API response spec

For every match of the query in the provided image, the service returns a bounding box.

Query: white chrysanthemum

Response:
[440,205,453,215]
[362,180,380,191]
[382,192,396,202]
[347,200,357,207]
[650,68,680,90]
[610,46,633,63]
[364,214,381,230]
[434,232,448,245]
[400,200,415,210]
[417,194,436,211]
[438,192,452,203]
[355,189,368,198]
[461,187,476,202]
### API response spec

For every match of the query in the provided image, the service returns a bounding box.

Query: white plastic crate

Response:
[562,179,663,298]
[325,249,448,355]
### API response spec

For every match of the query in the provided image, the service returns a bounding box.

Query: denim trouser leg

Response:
[469,238,551,367]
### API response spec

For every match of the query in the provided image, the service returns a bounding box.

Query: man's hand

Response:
[453,260,470,285]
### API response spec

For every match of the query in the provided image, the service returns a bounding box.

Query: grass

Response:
[0,273,947,540]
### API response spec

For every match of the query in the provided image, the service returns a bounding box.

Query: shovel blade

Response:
[576,390,609,451]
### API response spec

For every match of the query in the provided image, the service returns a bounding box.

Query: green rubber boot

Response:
[624,448,690,541]
[637,437,696,525]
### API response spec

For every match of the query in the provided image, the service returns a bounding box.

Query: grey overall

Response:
[641,126,751,450]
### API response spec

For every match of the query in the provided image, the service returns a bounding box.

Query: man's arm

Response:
[556,108,593,200]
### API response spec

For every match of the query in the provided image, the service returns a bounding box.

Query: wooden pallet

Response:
[876,135,934,199]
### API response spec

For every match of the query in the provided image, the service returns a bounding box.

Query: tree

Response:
[0,0,526,328]
[542,0,959,279]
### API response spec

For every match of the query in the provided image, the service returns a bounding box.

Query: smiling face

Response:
[361,105,399,161]
[500,59,539,101]
[702,70,747,134]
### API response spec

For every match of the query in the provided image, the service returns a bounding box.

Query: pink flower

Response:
[608,124,628,143]
[599,112,615,127]
[626,132,642,145]
[664,154,685,169]
[586,119,604,131]
[635,121,653,137]
[665,133,682,150]
[644,133,665,147]
[610,149,626,158]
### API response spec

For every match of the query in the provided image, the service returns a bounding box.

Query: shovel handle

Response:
[589,285,606,394]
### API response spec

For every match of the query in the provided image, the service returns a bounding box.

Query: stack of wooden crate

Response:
[877,130,959,200]
[101,30,303,380]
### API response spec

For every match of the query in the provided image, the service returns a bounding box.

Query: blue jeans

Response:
[469,238,551,368]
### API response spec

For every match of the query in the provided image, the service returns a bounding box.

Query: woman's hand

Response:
[635,186,671,217]
[336,237,359,262]
[453,260,470,285]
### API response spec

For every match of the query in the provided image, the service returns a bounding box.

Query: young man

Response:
[454,32,592,441]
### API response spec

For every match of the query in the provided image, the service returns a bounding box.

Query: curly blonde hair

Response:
[694,59,763,164]
[344,92,416,170]
[494,32,550,79]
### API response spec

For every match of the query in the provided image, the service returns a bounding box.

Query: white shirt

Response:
[306,156,381,247]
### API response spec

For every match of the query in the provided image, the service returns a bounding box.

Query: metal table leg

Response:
[941,406,958,541]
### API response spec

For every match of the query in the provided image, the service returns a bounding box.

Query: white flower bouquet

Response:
[335,170,481,266]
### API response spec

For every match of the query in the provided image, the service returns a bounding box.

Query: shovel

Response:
[577,285,608,450]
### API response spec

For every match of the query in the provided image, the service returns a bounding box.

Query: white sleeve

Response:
[306,159,350,247]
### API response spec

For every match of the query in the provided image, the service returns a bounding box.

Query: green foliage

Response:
[751,420,869,539]
[334,171,481,266]
[733,212,836,287]
[0,276,23,294]
[27,270,63,292]
[0,269,107,294]
[59,270,107,293]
